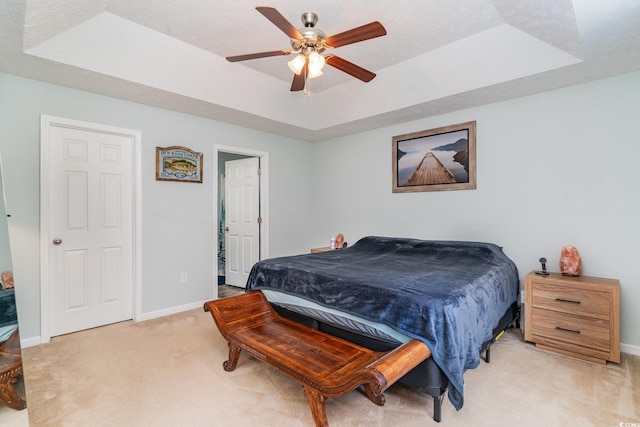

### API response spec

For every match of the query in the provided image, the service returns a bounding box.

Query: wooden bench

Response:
[204,291,431,427]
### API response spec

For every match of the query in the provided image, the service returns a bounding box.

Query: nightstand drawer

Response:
[531,308,610,351]
[531,282,610,319]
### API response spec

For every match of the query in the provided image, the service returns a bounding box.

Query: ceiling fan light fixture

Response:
[307,51,326,77]
[287,54,306,74]
[307,68,323,79]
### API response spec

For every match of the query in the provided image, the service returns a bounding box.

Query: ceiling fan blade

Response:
[325,21,387,48]
[226,50,292,62]
[326,55,376,82]
[256,6,303,40]
[290,64,307,91]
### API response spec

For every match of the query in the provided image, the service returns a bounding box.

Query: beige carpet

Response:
[19,303,639,426]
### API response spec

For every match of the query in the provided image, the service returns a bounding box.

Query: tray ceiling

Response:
[1,0,639,141]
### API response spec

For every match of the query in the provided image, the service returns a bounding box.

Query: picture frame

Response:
[392,121,476,193]
[156,146,203,183]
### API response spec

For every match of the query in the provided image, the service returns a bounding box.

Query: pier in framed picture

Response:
[392,121,476,193]
[156,146,203,183]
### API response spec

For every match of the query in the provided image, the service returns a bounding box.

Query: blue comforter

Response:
[245,236,519,410]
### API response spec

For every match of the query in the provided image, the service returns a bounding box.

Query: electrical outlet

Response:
[180,272,188,284]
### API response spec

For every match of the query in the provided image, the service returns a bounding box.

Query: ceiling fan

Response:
[226,7,387,96]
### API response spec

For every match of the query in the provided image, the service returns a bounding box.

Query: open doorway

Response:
[214,145,269,295]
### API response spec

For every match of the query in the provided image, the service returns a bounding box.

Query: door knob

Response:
[53,238,62,245]
[224,227,229,232]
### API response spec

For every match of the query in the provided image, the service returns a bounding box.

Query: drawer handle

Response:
[555,298,581,304]
[555,326,581,334]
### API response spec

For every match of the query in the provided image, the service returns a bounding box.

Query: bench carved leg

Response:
[0,376,27,410]
[362,384,386,406]
[223,343,241,372]
[302,384,329,427]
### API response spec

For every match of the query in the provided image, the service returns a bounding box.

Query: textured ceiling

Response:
[1,0,639,142]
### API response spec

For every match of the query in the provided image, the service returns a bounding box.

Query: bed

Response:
[245,236,520,421]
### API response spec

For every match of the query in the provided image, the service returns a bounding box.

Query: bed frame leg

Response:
[433,393,445,423]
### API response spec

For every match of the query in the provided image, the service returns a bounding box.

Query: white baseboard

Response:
[141,299,208,321]
[621,342,640,357]
[20,336,43,349]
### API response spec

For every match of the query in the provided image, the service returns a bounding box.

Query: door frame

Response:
[213,144,269,297]
[39,115,143,344]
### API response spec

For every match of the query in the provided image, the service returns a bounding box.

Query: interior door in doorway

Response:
[224,157,260,287]
[47,125,134,337]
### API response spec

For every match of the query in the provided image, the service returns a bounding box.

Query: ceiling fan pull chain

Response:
[304,74,311,97]
[304,59,311,97]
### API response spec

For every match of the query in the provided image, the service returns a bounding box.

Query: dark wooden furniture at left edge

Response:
[204,291,431,427]
[0,328,26,410]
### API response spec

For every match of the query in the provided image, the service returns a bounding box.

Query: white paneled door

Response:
[47,125,134,337]
[225,157,260,287]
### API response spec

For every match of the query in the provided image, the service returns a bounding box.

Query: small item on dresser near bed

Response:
[0,270,14,290]
[535,257,549,276]
[559,245,582,276]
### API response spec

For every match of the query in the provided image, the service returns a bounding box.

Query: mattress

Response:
[262,289,410,344]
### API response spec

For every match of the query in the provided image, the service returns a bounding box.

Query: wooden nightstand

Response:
[524,271,620,364]
[310,247,333,253]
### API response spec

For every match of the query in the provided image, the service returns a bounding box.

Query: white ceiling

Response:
[1,0,639,142]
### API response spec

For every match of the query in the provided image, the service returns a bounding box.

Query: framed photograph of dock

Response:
[156,146,203,183]
[392,121,476,193]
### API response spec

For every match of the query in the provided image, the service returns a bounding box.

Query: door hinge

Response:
[257,167,262,176]
[257,217,262,224]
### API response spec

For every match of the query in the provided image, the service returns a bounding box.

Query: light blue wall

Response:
[0,72,314,342]
[309,71,640,350]
[1,70,638,351]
